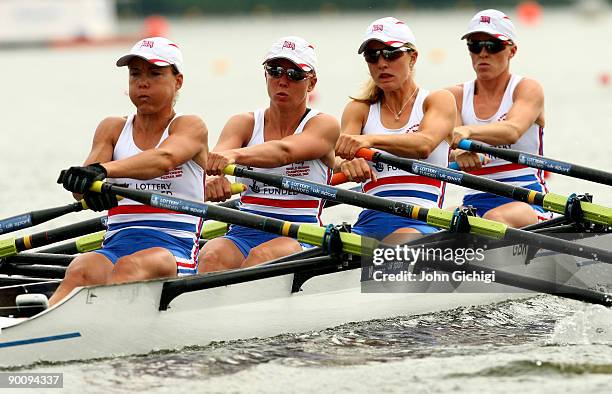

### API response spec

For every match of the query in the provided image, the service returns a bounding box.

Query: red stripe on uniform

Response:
[108,205,178,216]
[364,176,442,193]
[241,196,320,208]
[467,163,528,176]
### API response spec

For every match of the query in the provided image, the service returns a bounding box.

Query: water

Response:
[1,8,612,393]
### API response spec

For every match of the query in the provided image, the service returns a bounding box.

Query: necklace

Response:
[383,87,419,121]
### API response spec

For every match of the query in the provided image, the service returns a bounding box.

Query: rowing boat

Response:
[1,148,611,368]
[1,223,610,368]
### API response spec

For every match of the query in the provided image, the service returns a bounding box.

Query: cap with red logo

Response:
[461,9,517,43]
[116,37,184,73]
[358,17,417,54]
[263,36,317,72]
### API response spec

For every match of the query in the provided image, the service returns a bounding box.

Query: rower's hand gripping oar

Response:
[458,139,612,187]
[223,164,612,264]
[353,148,612,227]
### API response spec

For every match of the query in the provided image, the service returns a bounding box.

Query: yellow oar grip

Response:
[223,165,237,176]
[230,183,246,194]
[90,181,105,193]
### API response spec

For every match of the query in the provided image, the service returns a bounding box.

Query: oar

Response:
[89,180,375,257]
[10,183,246,256]
[0,200,89,236]
[0,217,107,258]
[222,164,612,263]
[457,139,612,187]
[347,148,612,227]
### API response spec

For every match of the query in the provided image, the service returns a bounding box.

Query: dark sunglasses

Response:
[264,65,309,81]
[363,47,412,64]
[466,39,507,54]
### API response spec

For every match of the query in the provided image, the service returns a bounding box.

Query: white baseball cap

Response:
[116,37,184,73]
[461,9,518,43]
[358,17,417,54]
[263,36,317,72]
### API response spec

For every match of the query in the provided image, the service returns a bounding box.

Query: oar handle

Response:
[457,139,473,151]
[355,148,375,161]
[331,173,348,185]
[230,183,246,194]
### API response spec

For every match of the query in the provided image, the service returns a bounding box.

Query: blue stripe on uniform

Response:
[373,190,438,202]
[108,219,197,233]
[239,209,318,223]
[495,174,538,183]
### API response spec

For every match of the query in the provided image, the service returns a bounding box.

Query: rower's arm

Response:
[334,101,370,171]
[231,114,339,168]
[213,113,254,151]
[451,79,544,147]
[366,90,456,159]
[102,115,208,179]
[82,117,124,166]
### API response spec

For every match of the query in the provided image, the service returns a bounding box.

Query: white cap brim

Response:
[461,28,513,42]
[263,55,314,72]
[358,37,407,54]
[116,53,181,72]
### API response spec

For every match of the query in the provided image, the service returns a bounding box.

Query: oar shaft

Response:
[224,165,612,263]
[0,217,106,258]
[459,139,612,187]
[92,182,371,256]
[0,201,84,236]
[358,149,612,227]
[358,149,544,205]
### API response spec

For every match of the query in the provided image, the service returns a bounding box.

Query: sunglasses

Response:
[363,47,412,64]
[466,39,507,54]
[264,65,309,81]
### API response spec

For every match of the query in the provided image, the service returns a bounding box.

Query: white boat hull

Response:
[1,238,610,368]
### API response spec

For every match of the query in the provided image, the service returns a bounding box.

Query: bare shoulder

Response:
[424,88,456,108]
[170,114,208,134]
[343,100,370,118]
[515,77,544,97]
[224,112,255,130]
[94,116,126,141]
[304,112,340,137]
[309,112,340,126]
[444,84,463,102]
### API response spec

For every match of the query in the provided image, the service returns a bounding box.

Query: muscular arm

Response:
[452,79,544,147]
[365,90,456,158]
[102,115,208,179]
[334,101,369,171]
[82,117,124,166]
[230,113,339,168]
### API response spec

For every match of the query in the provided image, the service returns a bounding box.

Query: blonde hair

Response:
[350,44,417,105]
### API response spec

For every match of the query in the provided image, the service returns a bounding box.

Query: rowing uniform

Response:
[352,89,449,239]
[224,108,332,257]
[460,75,551,220]
[95,114,205,275]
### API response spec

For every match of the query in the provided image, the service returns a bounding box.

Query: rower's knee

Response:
[484,205,537,228]
[112,249,176,283]
[245,246,275,266]
[244,242,300,267]
[198,247,242,273]
[64,259,109,286]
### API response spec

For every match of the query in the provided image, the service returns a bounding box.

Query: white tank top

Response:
[105,113,205,243]
[235,108,331,224]
[361,89,449,208]
[461,75,547,195]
